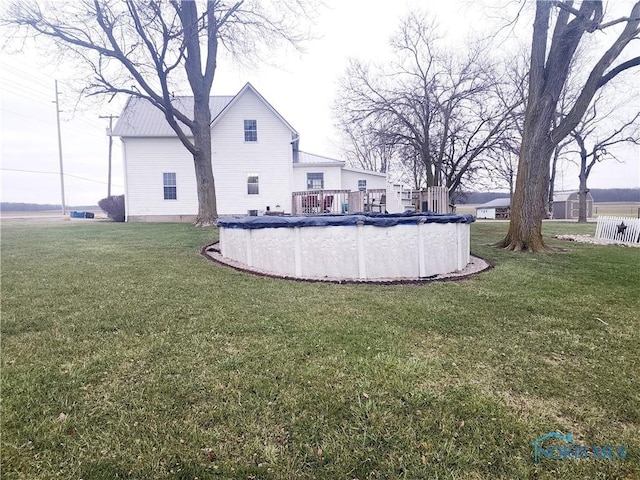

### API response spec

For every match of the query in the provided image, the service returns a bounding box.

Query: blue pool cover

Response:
[217,212,475,229]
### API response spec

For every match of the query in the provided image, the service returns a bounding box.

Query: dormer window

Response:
[244,120,257,142]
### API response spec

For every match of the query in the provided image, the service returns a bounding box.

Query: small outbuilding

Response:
[475,197,511,219]
[474,191,594,220]
[552,190,594,219]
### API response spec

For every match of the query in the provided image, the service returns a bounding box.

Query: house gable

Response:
[210,85,295,215]
[116,87,296,217]
[211,83,298,138]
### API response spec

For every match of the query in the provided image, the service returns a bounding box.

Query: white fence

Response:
[595,216,640,244]
[424,186,450,214]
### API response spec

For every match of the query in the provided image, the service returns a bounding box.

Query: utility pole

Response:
[99,114,118,198]
[54,80,66,216]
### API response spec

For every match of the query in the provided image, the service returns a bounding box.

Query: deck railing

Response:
[291,190,350,215]
[347,189,387,213]
[405,186,451,213]
[291,189,390,215]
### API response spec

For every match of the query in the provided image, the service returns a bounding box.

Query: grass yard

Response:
[1,219,639,479]
[593,202,640,218]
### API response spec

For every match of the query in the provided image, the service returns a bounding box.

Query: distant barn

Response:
[552,191,594,219]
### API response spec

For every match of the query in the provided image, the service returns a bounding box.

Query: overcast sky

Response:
[1,0,638,206]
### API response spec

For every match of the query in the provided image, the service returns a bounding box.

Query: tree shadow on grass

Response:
[80,457,219,480]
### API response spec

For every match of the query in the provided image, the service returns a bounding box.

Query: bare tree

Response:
[475,49,529,201]
[567,93,640,222]
[396,147,427,190]
[2,0,317,225]
[335,117,394,173]
[334,12,521,199]
[479,139,519,198]
[497,0,640,251]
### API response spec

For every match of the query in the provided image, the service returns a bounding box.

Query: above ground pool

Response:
[209,212,478,282]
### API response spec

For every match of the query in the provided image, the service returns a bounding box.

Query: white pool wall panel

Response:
[249,227,297,276]
[363,224,420,279]
[299,225,360,278]
[219,220,472,280]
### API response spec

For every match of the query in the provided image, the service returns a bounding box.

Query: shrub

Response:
[98,195,125,222]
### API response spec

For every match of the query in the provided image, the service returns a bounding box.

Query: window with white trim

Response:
[358,179,367,191]
[244,120,257,142]
[247,174,259,195]
[163,172,177,200]
[307,172,324,190]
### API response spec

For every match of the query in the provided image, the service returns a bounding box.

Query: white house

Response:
[112,83,386,222]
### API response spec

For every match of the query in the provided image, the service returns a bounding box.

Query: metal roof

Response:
[553,191,580,202]
[112,96,234,137]
[476,197,511,209]
[296,151,345,165]
[342,166,387,177]
[111,83,298,138]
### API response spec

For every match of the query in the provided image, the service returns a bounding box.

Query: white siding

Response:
[212,89,293,215]
[476,208,496,219]
[340,168,387,191]
[292,165,342,191]
[123,137,198,219]
[120,87,386,219]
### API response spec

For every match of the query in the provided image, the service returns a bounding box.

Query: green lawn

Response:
[1,219,638,479]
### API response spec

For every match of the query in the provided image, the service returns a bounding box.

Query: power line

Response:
[1,107,107,139]
[0,61,54,90]
[1,168,123,188]
[1,97,108,131]
[1,81,111,130]
[1,85,54,105]
[2,107,54,125]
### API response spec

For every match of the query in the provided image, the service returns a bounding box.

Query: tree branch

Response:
[597,56,640,88]
[552,1,640,143]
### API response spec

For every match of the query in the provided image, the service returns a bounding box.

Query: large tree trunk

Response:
[180,0,218,225]
[548,146,561,218]
[421,148,435,187]
[496,1,555,252]
[495,0,633,251]
[508,172,513,200]
[577,151,589,223]
[192,93,217,226]
[498,111,555,251]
